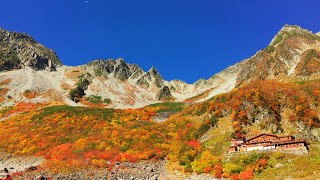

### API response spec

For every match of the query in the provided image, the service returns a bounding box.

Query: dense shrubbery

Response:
[0,51,20,71]
[86,95,111,105]
[187,80,320,138]
[183,150,270,179]
[0,104,208,173]
[147,102,185,112]
[69,74,90,102]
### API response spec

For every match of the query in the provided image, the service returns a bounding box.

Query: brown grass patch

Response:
[64,68,85,79]
[42,89,63,101]
[0,86,9,103]
[0,96,5,103]
[184,88,213,103]
[0,88,9,96]
[61,82,72,90]
[0,78,12,86]
[23,90,40,99]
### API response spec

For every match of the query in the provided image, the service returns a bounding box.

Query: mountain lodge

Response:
[227,133,308,153]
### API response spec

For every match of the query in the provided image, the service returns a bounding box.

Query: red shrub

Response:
[238,168,254,180]
[187,140,201,148]
[230,174,239,180]
[214,164,223,178]
[257,159,268,168]
[203,167,212,173]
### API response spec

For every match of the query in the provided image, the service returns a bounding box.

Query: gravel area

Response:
[0,152,218,180]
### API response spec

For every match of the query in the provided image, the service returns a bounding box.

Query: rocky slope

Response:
[0,28,62,71]
[1,25,320,108]
[236,25,320,83]
[188,25,320,101]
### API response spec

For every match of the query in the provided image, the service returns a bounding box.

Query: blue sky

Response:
[1,0,320,83]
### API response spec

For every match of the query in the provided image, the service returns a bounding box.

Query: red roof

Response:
[246,133,278,142]
[277,139,307,145]
[278,135,295,138]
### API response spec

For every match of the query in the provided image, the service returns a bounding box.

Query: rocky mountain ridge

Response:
[236,25,320,83]
[1,25,320,108]
[0,28,62,71]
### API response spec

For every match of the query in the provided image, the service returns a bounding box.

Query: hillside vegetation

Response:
[187,80,320,139]
[0,103,207,173]
[1,80,320,179]
[1,24,320,179]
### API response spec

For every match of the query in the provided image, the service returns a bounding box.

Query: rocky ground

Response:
[152,112,175,123]
[0,152,43,172]
[0,152,218,180]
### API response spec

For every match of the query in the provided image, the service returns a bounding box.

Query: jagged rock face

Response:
[129,64,144,79]
[1,24,320,109]
[87,58,145,81]
[0,28,62,71]
[136,67,164,88]
[84,25,320,105]
[156,86,173,100]
[113,59,132,81]
[87,59,164,92]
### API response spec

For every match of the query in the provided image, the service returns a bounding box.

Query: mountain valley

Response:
[1,25,320,179]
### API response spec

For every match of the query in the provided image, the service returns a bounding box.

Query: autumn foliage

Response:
[0,104,206,172]
[0,80,319,176]
[186,80,320,138]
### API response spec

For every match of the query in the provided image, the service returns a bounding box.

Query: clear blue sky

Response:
[1,0,320,83]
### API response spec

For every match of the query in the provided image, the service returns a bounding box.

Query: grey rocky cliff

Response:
[87,58,146,81]
[129,64,144,79]
[156,86,173,100]
[0,27,62,71]
[2,24,320,108]
[136,66,164,88]
[113,59,132,81]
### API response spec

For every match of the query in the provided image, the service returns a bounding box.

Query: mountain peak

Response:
[149,66,156,70]
[0,27,62,71]
[149,66,159,74]
[269,24,318,47]
[135,66,164,88]
[281,24,319,35]
[0,28,36,43]
[115,58,125,63]
[281,24,302,30]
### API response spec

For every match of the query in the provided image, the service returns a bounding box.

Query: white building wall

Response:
[246,145,275,151]
[246,146,264,151]
[263,145,275,150]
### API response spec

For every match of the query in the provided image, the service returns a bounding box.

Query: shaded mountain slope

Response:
[0,28,61,71]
